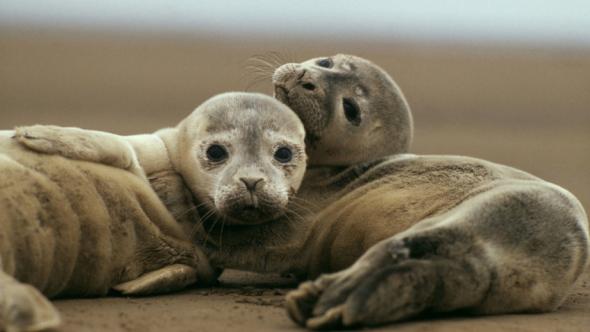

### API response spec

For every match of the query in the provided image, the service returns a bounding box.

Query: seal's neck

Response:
[123,130,200,235]
[124,132,176,175]
[153,127,181,172]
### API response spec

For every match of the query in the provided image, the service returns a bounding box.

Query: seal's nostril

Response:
[240,177,263,192]
[301,82,316,91]
[297,69,307,80]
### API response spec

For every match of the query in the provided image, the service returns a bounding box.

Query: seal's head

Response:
[272,54,413,166]
[175,92,306,225]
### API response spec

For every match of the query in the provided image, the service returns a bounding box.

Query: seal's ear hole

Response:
[343,98,361,126]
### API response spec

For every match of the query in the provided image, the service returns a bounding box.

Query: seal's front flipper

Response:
[14,125,105,160]
[13,125,146,179]
[0,275,61,332]
[113,264,198,296]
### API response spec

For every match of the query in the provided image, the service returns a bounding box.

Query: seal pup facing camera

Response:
[1,92,307,332]
[16,55,590,329]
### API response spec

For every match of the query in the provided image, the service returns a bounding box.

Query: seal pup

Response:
[269,54,589,329]
[273,54,412,165]
[0,134,216,332]
[15,55,590,329]
[1,92,307,331]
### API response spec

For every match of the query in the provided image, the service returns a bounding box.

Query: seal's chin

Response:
[274,91,323,151]
[217,199,287,225]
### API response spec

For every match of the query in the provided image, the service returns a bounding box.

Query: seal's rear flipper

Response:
[113,264,198,296]
[0,273,61,332]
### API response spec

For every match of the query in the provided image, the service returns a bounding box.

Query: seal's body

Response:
[0,132,213,331]
[271,54,589,329]
[1,92,307,332]
[285,155,588,328]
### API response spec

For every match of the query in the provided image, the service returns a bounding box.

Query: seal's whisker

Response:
[192,200,212,209]
[242,71,273,85]
[242,71,272,83]
[241,51,295,91]
[173,205,197,219]
[175,198,212,220]
[246,56,276,72]
[241,63,275,91]
[244,76,272,91]
[259,54,280,69]
[288,200,315,217]
[291,195,319,210]
[202,214,222,247]
[192,208,216,239]
[244,63,275,72]
[282,213,300,235]
[267,51,289,67]
[241,70,272,84]
[218,217,226,251]
[290,209,307,223]
[242,69,273,81]
[242,67,274,79]
[284,209,306,228]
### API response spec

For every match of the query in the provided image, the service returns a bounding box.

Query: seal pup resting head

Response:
[168,92,307,225]
[15,92,308,226]
[272,54,413,166]
[2,92,308,331]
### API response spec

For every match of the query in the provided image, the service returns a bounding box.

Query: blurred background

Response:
[1,0,589,208]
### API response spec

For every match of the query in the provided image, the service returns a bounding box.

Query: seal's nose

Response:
[301,82,316,91]
[240,177,264,193]
[297,69,316,91]
[297,69,307,80]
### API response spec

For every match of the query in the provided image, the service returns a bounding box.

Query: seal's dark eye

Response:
[206,144,228,162]
[343,98,361,126]
[274,147,293,163]
[317,58,333,68]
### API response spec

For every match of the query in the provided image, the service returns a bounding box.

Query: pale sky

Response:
[1,0,589,46]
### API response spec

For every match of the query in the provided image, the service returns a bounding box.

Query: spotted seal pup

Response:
[1,92,307,331]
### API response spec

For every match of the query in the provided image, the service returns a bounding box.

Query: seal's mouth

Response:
[223,203,284,225]
[273,83,324,151]
[272,62,300,105]
[273,85,290,105]
[214,191,288,225]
